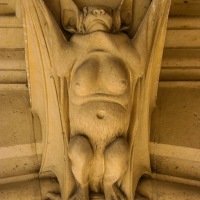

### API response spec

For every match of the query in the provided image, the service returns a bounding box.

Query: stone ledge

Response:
[0,49,25,70]
[0,89,33,148]
[160,68,200,81]
[150,143,200,181]
[0,16,22,28]
[0,28,24,49]
[0,70,26,84]
[168,17,200,29]
[170,1,200,16]
[137,176,200,199]
[162,49,200,67]
[152,82,200,149]
[165,30,200,48]
[0,177,59,200]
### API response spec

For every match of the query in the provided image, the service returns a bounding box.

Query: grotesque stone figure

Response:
[23,0,171,199]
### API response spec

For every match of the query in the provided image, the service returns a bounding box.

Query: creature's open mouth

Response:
[87,19,111,31]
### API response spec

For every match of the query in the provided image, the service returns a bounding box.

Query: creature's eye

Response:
[100,9,105,15]
[92,9,99,15]
[92,9,105,15]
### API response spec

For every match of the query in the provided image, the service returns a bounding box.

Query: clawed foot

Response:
[69,186,89,200]
[104,185,126,200]
[46,193,61,200]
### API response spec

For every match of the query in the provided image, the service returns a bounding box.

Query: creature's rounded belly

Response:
[70,101,129,149]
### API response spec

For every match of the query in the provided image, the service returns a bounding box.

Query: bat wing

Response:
[23,0,75,198]
[123,0,171,199]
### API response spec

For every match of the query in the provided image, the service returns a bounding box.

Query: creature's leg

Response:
[68,135,94,200]
[103,137,129,200]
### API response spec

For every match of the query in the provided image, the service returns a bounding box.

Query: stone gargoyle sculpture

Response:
[22,0,171,199]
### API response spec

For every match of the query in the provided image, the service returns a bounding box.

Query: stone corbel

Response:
[22,0,171,199]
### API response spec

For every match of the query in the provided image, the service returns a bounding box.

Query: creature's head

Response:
[82,6,113,33]
[60,0,131,33]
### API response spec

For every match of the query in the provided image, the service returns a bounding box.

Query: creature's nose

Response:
[92,9,105,16]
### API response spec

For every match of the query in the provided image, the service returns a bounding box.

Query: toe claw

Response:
[46,193,61,200]
[104,185,126,200]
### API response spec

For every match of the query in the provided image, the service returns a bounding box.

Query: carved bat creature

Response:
[23,0,171,199]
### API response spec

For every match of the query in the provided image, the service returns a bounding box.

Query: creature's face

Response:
[83,6,113,33]
[69,53,132,141]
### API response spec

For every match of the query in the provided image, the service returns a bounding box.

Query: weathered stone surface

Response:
[1,0,200,199]
[0,88,33,147]
[151,82,200,149]
[161,9,200,81]
[165,30,200,48]
[0,28,24,48]
[138,178,200,200]
[0,178,59,200]
[23,0,170,199]
[0,50,25,70]
[0,16,22,28]
[150,143,200,181]
[0,86,42,179]
[168,17,200,29]
[162,49,200,68]
[170,1,200,16]
[150,83,200,185]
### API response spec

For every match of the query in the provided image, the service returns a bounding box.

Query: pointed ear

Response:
[112,0,124,32]
[60,0,82,33]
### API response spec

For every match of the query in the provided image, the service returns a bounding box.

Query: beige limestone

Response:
[0,178,60,200]
[0,49,27,83]
[0,0,24,48]
[0,28,24,49]
[165,30,200,48]
[137,178,200,200]
[170,2,200,16]
[161,4,200,81]
[0,86,42,179]
[0,0,200,200]
[152,82,200,149]
[151,82,200,184]
[23,0,171,199]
